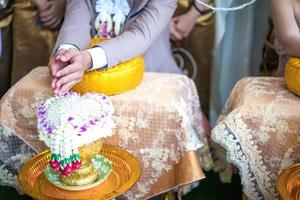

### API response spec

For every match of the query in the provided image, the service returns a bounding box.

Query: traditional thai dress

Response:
[0,0,59,97]
[173,0,215,117]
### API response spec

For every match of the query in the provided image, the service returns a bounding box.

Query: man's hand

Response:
[49,49,69,90]
[170,7,199,41]
[52,48,92,96]
[39,0,66,29]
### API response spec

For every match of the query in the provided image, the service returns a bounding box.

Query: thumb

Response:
[57,48,79,63]
[172,16,181,23]
[49,59,62,77]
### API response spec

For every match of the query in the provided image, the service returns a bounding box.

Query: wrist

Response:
[192,0,212,16]
[82,51,93,71]
[85,47,108,71]
[189,6,201,19]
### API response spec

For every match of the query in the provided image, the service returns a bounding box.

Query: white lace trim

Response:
[212,122,264,199]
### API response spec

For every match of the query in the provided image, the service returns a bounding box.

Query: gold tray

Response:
[277,163,300,200]
[19,143,141,200]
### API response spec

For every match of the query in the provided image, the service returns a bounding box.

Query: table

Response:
[0,67,212,199]
[211,77,300,200]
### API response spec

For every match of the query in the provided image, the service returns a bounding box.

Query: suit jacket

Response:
[54,0,181,73]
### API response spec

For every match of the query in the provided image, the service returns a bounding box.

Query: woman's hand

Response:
[170,6,199,41]
[39,0,66,29]
[32,0,49,11]
[51,48,92,96]
[272,0,300,57]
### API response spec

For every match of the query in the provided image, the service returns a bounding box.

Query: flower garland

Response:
[38,92,115,176]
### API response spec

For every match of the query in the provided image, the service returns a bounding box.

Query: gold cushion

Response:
[71,38,144,95]
[285,57,300,96]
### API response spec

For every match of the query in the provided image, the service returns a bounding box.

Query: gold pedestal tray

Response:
[19,143,141,200]
[277,163,300,200]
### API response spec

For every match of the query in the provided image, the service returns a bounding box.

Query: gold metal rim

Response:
[19,143,141,200]
[277,163,300,200]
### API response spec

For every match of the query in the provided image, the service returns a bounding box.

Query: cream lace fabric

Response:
[212,77,300,200]
[0,67,212,199]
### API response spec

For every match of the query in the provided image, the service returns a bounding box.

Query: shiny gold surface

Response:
[285,58,300,96]
[60,139,103,186]
[19,143,141,200]
[71,38,145,96]
[78,139,104,160]
[60,160,99,186]
[277,163,300,200]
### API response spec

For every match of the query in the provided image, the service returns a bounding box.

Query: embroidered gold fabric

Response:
[0,67,212,199]
[212,77,300,199]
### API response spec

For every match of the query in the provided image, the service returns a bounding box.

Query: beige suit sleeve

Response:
[98,0,177,67]
[53,0,92,52]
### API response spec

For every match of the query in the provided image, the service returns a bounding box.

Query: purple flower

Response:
[67,117,74,122]
[39,111,46,116]
[80,127,87,132]
[46,126,53,134]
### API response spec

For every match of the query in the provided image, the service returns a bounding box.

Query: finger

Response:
[51,77,58,89]
[170,30,176,41]
[50,19,61,29]
[55,49,66,56]
[55,71,83,90]
[40,13,54,22]
[176,24,188,35]
[54,49,66,62]
[39,3,54,17]
[170,33,178,41]
[170,20,176,29]
[49,59,61,77]
[58,78,81,96]
[170,25,178,41]
[170,23,176,34]
[57,48,79,63]
[39,2,51,12]
[172,16,181,23]
[43,18,57,27]
[171,28,183,41]
[183,32,189,38]
[56,62,82,77]
[39,7,54,22]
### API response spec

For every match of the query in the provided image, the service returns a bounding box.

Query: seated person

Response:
[272,0,300,75]
[49,0,182,96]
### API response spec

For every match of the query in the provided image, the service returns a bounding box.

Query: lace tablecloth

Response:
[211,77,300,200]
[0,67,212,199]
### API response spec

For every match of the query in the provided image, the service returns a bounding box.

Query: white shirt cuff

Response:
[57,44,79,52]
[85,47,108,71]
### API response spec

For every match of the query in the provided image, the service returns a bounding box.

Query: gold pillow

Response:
[285,57,300,96]
[71,38,144,95]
